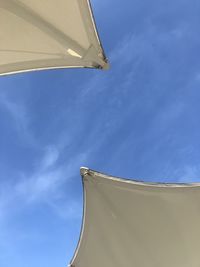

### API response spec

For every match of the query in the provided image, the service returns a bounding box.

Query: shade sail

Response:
[70,167,200,267]
[0,0,108,76]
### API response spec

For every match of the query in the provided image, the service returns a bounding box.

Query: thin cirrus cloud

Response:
[70,16,200,181]
[0,144,86,224]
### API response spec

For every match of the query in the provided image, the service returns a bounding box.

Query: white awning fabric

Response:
[70,167,200,267]
[0,0,108,76]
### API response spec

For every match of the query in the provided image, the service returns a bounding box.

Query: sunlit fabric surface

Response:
[0,0,108,75]
[70,167,200,267]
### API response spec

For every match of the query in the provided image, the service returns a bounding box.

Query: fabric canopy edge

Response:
[85,0,109,69]
[0,64,107,78]
[67,167,88,267]
[79,167,200,188]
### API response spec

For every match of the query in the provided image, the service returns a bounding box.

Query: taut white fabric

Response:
[70,167,200,267]
[0,0,108,76]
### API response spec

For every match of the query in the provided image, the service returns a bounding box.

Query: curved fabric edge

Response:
[0,65,94,77]
[85,0,109,69]
[68,166,200,267]
[68,167,88,267]
[84,168,200,188]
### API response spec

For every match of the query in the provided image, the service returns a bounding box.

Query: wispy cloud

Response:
[0,144,87,224]
[0,91,37,147]
[62,19,200,181]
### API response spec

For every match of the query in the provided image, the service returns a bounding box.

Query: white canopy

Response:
[70,167,200,267]
[0,0,108,76]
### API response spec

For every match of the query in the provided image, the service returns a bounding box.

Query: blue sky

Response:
[1,0,200,266]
